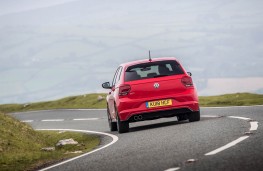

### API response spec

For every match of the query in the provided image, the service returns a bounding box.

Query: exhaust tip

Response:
[134,115,143,121]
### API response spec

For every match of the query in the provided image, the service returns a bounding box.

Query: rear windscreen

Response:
[125,60,184,82]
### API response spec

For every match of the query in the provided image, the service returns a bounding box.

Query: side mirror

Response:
[102,82,112,89]
[187,72,192,76]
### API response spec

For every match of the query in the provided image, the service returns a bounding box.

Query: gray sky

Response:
[0,0,263,104]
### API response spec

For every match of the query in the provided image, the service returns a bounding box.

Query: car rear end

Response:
[116,57,199,122]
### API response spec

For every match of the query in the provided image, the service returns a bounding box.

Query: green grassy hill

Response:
[0,93,107,113]
[0,112,99,171]
[199,93,263,107]
[0,93,262,113]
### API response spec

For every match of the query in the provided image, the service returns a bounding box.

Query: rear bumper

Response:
[127,107,194,122]
[117,93,199,121]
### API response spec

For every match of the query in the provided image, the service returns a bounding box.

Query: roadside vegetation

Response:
[0,93,262,114]
[199,93,263,107]
[0,93,107,113]
[0,112,100,171]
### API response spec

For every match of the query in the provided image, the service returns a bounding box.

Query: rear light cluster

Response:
[119,84,131,96]
[181,76,193,87]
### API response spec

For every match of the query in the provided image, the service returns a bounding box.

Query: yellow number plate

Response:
[146,99,172,108]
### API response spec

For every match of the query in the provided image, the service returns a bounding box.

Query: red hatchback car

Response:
[102,57,200,133]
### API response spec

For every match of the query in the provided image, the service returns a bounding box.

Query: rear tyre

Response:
[117,115,129,133]
[115,106,129,133]
[188,111,200,122]
[107,107,117,131]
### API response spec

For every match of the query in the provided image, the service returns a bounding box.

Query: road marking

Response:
[37,129,118,171]
[228,116,251,121]
[65,109,106,111]
[164,167,180,171]
[73,118,99,121]
[41,119,64,122]
[205,116,259,156]
[205,136,249,156]
[21,120,33,123]
[12,109,106,114]
[201,115,220,118]
[228,116,259,132]
[202,105,263,109]
[20,118,101,123]
[250,121,258,131]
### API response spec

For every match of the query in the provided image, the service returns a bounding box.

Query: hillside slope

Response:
[0,112,99,171]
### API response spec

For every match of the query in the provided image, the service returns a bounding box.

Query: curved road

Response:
[11,106,263,171]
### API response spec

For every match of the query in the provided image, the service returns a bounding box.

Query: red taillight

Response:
[181,76,193,87]
[119,84,131,96]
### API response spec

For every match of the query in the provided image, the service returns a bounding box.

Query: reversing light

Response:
[181,76,193,87]
[119,84,131,96]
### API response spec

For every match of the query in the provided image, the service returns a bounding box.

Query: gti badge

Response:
[154,83,159,88]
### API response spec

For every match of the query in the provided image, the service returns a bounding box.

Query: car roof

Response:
[120,57,180,68]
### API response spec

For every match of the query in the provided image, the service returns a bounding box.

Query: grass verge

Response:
[0,112,100,171]
[0,93,107,113]
[199,93,263,107]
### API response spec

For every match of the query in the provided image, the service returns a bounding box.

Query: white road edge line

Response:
[201,115,220,118]
[202,105,263,109]
[73,118,99,121]
[12,109,106,114]
[205,115,259,156]
[21,120,34,123]
[228,116,251,120]
[250,121,259,131]
[164,167,181,171]
[65,109,106,111]
[37,129,118,171]
[205,136,249,156]
[41,119,64,122]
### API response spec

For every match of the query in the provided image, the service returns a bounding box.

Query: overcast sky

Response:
[0,0,263,104]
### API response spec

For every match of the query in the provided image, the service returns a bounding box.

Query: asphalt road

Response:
[11,106,263,171]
